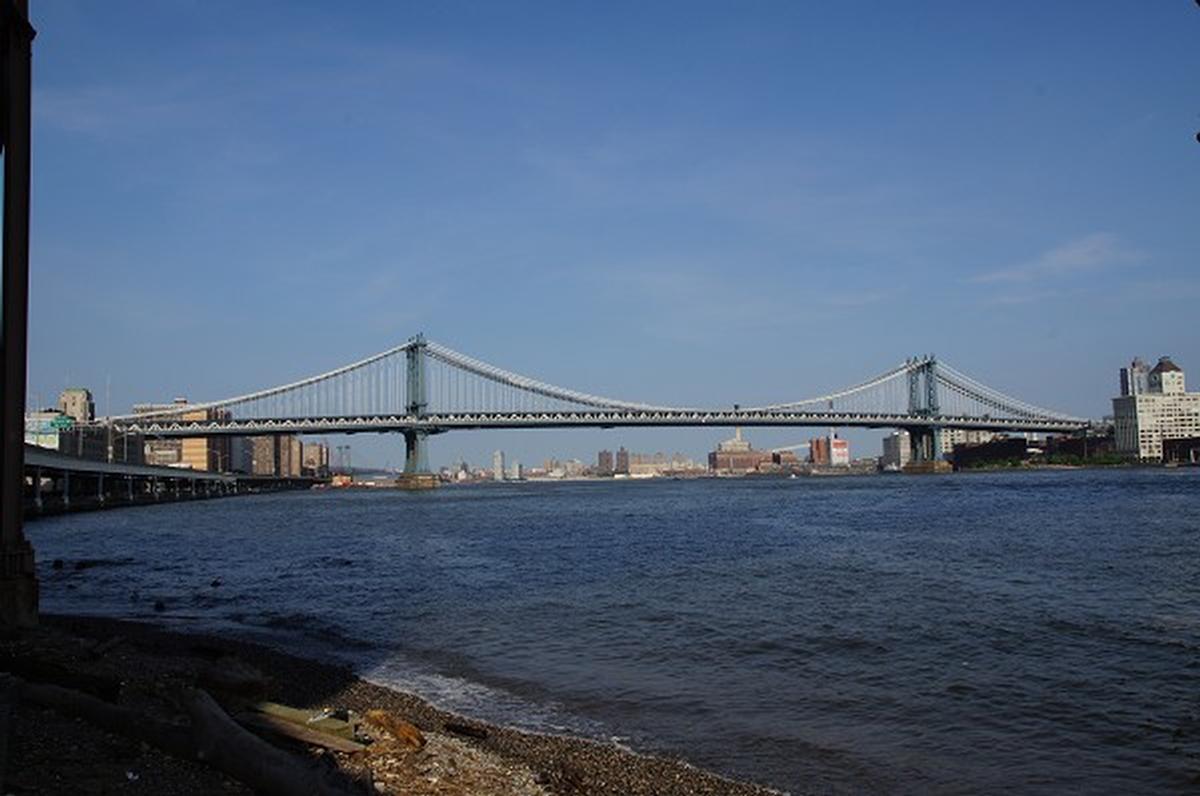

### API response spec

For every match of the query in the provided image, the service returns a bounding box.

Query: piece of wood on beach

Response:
[252,701,358,740]
[236,711,367,754]
[185,689,368,795]
[363,708,426,749]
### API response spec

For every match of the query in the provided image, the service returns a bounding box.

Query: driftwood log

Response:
[236,710,366,754]
[185,689,367,795]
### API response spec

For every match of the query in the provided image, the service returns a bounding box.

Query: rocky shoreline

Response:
[3,614,782,795]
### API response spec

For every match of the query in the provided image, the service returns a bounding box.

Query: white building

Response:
[492,450,505,481]
[1113,356,1200,461]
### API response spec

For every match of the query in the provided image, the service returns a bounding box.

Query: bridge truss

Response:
[109,334,1089,471]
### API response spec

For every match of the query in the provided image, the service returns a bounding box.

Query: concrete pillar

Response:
[62,470,70,510]
[0,1,38,628]
[32,467,41,512]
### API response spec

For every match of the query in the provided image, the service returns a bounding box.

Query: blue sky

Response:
[28,1,1200,468]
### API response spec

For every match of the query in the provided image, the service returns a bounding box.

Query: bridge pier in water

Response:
[396,335,439,489]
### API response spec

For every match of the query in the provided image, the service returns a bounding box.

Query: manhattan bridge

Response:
[108,334,1090,474]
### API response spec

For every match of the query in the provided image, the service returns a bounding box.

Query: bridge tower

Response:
[402,333,431,476]
[905,356,942,464]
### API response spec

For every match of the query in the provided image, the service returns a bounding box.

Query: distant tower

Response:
[597,449,614,475]
[57,388,95,424]
[615,446,630,475]
[1147,356,1185,395]
[493,450,505,481]
[717,427,752,453]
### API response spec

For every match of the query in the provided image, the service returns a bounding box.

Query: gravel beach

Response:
[2,615,783,795]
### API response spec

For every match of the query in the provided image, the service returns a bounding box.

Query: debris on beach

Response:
[364,707,426,749]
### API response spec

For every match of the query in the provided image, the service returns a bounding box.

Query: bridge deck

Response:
[114,411,1090,438]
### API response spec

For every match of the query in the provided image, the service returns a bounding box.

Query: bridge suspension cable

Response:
[934,362,1086,423]
[103,336,1086,431]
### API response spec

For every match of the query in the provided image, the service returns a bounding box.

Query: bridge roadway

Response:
[117,409,1091,437]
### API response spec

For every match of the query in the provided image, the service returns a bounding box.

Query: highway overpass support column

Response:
[0,0,37,627]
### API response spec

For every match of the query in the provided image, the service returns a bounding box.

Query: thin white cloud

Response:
[973,232,1140,284]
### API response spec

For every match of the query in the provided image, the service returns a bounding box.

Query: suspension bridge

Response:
[107,334,1090,474]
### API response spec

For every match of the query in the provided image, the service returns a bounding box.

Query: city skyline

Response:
[27,2,1200,467]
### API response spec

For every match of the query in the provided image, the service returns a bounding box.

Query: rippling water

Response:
[27,469,1200,793]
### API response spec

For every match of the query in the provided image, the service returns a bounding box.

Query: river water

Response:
[26,469,1200,794]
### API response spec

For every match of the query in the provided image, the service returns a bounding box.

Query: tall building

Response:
[810,432,850,466]
[250,437,277,475]
[881,430,911,469]
[1113,356,1200,460]
[250,435,304,476]
[58,388,95,424]
[302,442,330,477]
[493,450,505,481]
[229,436,254,474]
[179,406,233,472]
[1120,358,1149,397]
[615,446,630,475]
[597,449,614,475]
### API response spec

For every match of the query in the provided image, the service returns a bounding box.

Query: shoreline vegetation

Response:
[3,615,779,796]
